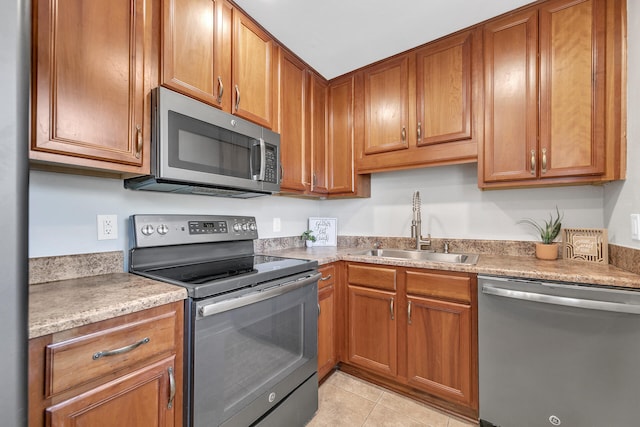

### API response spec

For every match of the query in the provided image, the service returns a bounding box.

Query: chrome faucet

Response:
[411,191,431,250]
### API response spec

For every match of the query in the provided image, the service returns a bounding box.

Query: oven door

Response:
[189,273,319,427]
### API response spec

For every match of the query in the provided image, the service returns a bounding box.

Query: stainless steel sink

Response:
[349,248,479,265]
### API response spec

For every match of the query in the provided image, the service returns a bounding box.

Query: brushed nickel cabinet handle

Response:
[530,149,536,175]
[317,303,321,317]
[541,148,547,174]
[167,366,175,409]
[135,124,142,159]
[320,274,332,281]
[417,122,421,141]
[401,126,406,142]
[390,297,395,321]
[234,84,240,111]
[92,337,150,360]
[217,76,224,104]
[408,300,412,325]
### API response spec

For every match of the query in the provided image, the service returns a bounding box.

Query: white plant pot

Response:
[305,240,313,248]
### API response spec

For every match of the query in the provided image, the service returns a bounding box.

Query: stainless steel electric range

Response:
[129,214,319,427]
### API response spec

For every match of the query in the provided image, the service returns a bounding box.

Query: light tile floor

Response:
[308,371,478,427]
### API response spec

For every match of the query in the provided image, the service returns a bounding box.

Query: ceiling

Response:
[233,0,535,80]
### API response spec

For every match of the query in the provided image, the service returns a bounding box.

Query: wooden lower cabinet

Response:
[406,296,472,406]
[347,285,398,378]
[342,263,478,419]
[29,302,184,427]
[318,264,337,380]
[46,357,176,427]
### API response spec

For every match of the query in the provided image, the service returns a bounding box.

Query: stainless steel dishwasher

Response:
[478,275,640,427]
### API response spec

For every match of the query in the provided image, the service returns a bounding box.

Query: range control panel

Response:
[131,214,258,248]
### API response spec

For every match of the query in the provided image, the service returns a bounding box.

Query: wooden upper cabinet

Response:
[539,0,606,178]
[279,51,310,193]
[480,0,625,188]
[162,0,232,111]
[482,8,539,183]
[310,72,329,194]
[354,29,481,174]
[232,9,276,129]
[31,0,157,174]
[328,75,356,194]
[415,32,472,146]
[363,56,410,154]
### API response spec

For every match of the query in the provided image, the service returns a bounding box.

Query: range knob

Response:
[249,222,257,231]
[233,223,242,232]
[157,224,169,235]
[241,223,249,231]
[141,224,155,236]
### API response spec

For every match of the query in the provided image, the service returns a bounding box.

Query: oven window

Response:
[192,282,317,427]
[168,110,255,179]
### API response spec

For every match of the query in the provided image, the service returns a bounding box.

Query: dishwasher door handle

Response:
[482,283,640,315]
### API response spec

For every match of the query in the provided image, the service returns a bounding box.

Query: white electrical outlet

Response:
[97,214,118,240]
[273,217,281,232]
[631,214,640,241]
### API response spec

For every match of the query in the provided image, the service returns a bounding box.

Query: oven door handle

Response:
[198,272,321,318]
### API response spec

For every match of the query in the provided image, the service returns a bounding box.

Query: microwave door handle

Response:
[254,138,266,181]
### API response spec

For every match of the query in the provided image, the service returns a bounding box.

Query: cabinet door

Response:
[32,0,153,172]
[362,56,410,154]
[310,72,329,194]
[318,284,336,380]
[328,75,356,194]
[482,9,539,183]
[539,0,606,178]
[279,51,309,193]
[347,285,397,378]
[406,296,473,406]
[232,10,275,128]
[46,357,176,427]
[416,31,472,146]
[162,0,232,111]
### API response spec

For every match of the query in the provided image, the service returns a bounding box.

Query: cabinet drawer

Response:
[318,264,336,290]
[406,270,471,303]
[348,264,396,291]
[45,310,178,397]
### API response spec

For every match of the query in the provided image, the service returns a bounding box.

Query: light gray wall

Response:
[29,170,321,258]
[604,0,640,249]
[320,164,605,241]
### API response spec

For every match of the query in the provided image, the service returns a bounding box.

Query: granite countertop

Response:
[29,273,187,339]
[261,246,640,289]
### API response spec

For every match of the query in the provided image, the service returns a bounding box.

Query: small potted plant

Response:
[300,230,316,248]
[518,207,563,260]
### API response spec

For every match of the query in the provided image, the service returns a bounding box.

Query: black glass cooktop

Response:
[138,254,316,299]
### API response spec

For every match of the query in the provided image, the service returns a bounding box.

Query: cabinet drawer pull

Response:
[530,149,536,175]
[235,84,241,111]
[217,76,224,104]
[168,366,176,409]
[541,148,547,174]
[317,303,321,317]
[417,122,421,141]
[320,274,332,281]
[401,126,406,142]
[92,337,150,360]
[390,297,395,321]
[408,300,412,325]
[135,124,142,159]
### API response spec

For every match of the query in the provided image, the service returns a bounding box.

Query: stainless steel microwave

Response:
[125,87,280,198]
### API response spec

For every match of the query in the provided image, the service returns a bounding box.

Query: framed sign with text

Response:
[562,228,608,263]
[308,217,337,247]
